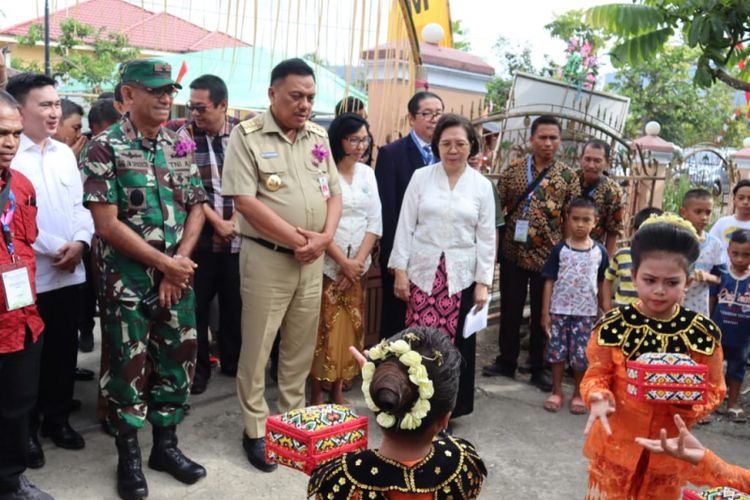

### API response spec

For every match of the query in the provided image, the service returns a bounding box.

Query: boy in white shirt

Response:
[680,189,722,315]
[709,179,750,262]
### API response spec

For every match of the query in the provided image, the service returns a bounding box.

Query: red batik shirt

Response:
[0,168,44,354]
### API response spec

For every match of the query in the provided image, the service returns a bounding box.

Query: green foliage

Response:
[452,20,471,52]
[605,45,745,147]
[585,1,750,91]
[484,37,539,112]
[661,174,696,215]
[16,18,139,91]
[544,9,606,52]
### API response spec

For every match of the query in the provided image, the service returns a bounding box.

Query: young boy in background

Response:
[680,189,723,315]
[601,207,663,311]
[541,198,608,414]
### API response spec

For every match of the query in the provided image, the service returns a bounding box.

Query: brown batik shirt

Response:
[498,155,577,272]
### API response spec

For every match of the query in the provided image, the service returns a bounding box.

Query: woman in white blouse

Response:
[388,113,495,419]
[310,113,382,405]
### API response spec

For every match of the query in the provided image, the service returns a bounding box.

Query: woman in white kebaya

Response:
[389,113,496,420]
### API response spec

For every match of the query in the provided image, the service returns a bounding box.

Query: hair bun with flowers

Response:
[361,332,441,431]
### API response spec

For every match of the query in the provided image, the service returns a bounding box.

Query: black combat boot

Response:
[148,426,206,484]
[115,431,148,500]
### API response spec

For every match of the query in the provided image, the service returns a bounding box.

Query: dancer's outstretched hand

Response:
[584,392,615,436]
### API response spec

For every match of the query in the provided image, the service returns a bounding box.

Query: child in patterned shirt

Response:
[681,189,723,316]
[541,198,608,414]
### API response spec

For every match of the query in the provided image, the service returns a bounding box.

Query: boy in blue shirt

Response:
[710,229,750,423]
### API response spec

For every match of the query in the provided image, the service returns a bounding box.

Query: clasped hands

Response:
[293,227,330,264]
[158,254,198,308]
[52,241,86,273]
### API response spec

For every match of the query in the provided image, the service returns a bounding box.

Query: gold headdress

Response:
[638,212,698,237]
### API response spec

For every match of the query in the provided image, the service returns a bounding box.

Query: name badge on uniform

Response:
[514,219,530,243]
[260,151,279,159]
[0,263,33,311]
[319,176,331,200]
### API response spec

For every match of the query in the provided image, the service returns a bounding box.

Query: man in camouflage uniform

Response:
[81,60,207,500]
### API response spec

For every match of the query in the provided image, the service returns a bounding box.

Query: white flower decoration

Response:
[358,335,436,432]
[399,351,422,368]
[376,412,396,428]
[361,362,375,380]
[367,343,386,360]
[400,413,421,430]
[389,340,411,355]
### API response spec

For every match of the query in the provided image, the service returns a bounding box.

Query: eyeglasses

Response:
[438,141,470,150]
[345,136,371,147]
[187,102,212,114]
[415,111,443,120]
[138,86,178,98]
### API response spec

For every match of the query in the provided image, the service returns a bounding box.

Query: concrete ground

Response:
[27,320,750,499]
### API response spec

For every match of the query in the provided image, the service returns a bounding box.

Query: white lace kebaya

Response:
[387,163,496,296]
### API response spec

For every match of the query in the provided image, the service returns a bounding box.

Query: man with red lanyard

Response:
[0,90,52,500]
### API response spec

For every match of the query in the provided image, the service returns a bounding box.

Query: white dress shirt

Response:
[388,163,496,296]
[11,134,94,293]
[323,162,382,280]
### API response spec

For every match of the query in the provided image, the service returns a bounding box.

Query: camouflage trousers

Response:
[100,287,197,435]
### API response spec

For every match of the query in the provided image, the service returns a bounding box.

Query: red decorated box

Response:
[626,353,708,404]
[265,404,368,475]
[683,486,750,499]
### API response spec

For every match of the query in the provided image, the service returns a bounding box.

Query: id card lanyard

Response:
[0,190,16,262]
[513,156,536,243]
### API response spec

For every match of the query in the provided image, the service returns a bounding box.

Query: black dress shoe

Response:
[482,360,515,378]
[79,331,94,353]
[27,434,45,469]
[148,426,206,484]
[530,372,553,392]
[242,434,276,472]
[116,432,148,500]
[190,375,208,395]
[40,422,85,449]
[74,367,95,381]
[220,365,237,377]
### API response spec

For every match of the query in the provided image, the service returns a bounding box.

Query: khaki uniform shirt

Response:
[222,110,340,245]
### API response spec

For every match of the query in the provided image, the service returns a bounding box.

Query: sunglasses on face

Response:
[138,86,179,98]
[187,102,213,114]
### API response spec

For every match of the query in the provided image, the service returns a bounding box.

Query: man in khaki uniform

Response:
[222,58,342,472]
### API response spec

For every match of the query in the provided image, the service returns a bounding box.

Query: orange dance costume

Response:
[687,450,750,493]
[581,304,726,500]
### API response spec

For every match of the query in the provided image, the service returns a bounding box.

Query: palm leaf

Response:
[585,4,665,36]
[609,27,674,66]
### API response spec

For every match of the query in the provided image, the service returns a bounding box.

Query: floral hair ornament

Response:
[639,212,698,238]
[174,137,197,158]
[311,144,330,166]
[361,332,436,430]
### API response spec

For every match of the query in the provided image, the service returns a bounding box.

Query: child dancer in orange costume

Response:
[581,214,726,499]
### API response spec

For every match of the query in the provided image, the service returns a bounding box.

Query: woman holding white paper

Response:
[388,113,496,419]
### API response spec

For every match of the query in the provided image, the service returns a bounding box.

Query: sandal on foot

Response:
[569,396,587,415]
[543,394,564,413]
[728,408,747,423]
